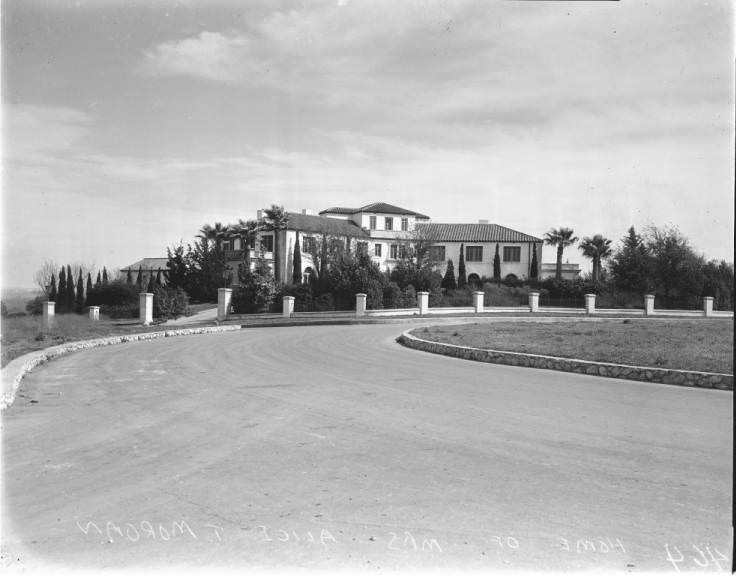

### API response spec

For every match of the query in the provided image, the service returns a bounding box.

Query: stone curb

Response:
[1,325,243,411]
[396,330,733,391]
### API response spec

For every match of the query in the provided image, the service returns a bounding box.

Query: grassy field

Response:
[413,319,733,374]
[0,314,174,368]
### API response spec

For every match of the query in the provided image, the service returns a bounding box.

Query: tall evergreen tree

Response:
[493,244,501,282]
[49,275,57,303]
[76,268,85,312]
[86,273,93,302]
[125,268,133,284]
[530,244,539,281]
[102,267,109,285]
[147,270,156,293]
[58,267,67,311]
[292,232,302,284]
[457,244,467,288]
[609,226,652,293]
[156,268,163,286]
[136,265,143,290]
[441,259,457,290]
[66,265,75,311]
[95,270,102,287]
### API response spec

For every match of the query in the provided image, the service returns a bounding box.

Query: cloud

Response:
[138,31,252,83]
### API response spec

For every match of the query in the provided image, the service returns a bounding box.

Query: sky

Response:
[2,0,733,289]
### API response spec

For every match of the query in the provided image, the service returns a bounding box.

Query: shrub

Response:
[383,282,402,309]
[25,294,46,316]
[86,281,139,307]
[153,286,189,319]
[100,304,139,319]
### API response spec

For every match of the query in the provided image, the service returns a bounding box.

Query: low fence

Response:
[215,289,733,323]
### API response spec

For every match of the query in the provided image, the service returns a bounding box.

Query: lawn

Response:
[413,319,733,374]
[0,314,173,368]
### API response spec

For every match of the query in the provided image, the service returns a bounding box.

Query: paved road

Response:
[2,323,732,571]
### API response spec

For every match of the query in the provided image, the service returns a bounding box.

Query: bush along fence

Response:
[215,289,734,322]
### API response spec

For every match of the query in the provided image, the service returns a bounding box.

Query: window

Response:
[401,217,408,231]
[429,246,446,261]
[385,217,393,231]
[503,246,521,262]
[390,244,399,259]
[261,235,274,253]
[302,236,316,253]
[466,246,483,262]
[369,216,377,230]
[248,236,255,249]
[374,243,382,257]
[222,239,232,251]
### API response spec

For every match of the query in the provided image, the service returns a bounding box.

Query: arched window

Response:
[467,273,481,288]
[303,267,314,284]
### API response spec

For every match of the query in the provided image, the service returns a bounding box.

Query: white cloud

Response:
[138,31,253,83]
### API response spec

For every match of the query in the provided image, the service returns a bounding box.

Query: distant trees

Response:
[544,227,578,281]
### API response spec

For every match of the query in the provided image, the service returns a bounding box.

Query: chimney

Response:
[257,209,263,220]
[302,209,312,215]
[478,219,489,224]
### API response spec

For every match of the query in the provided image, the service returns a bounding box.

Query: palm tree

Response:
[197,222,230,251]
[579,234,612,282]
[231,218,260,274]
[263,205,290,285]
[544,227,578,281]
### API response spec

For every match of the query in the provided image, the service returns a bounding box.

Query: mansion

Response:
[223,202,546,285]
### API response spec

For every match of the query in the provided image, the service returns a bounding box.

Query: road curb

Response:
[1,325,242,411]
[396,329,733,391]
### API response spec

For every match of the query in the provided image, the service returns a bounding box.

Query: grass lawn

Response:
[0,314,174,368]
[413,319,733,374]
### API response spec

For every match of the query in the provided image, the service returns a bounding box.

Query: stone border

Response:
[1,325,242,411]
[396,329,733,391]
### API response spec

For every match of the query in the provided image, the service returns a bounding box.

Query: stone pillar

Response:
[703,296,714,317]
[89,306,100,321]
[356,293,367,316]
[283,296,295,318]
[528,291,540,313]
[584,293,596,315]
[217,288,232,321]
[139,292,153,325]
[42,301,55,328]
[473,291,484,313]
[644,294,655,316]
[417,291,429,315]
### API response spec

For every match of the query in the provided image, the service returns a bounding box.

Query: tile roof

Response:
[416,223,542,243]
[319,202,430,219]
[285,212,370,237]
[120,258,169,271]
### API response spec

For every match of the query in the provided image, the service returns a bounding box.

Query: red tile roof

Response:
[319,202,430,219]
[285,212,369,237]
[416,223,542,243]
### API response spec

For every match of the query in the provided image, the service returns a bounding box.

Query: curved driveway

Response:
[2,323,732,571]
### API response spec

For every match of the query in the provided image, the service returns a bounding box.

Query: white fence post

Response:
[139,293,153,325]
[644,294,655,316]
[356,293,367,316]
[217,288,232,321]
[42,301,55,328]
[417,291,429,315]
[473,291,484,313]
[88,306,100,321]
[283,296,294,318]
[584,293,596,315]
[703,296,714,317]
[528,291,540,313]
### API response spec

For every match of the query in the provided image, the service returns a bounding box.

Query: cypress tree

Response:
[441,259,457,290]
[493,244,501,282]
[530,243,539,281]
[86,273,93,299]
[95,270,102,287]
[147,271,156,293]
[49,275,57,303]
[125,268,133,284]
[66,265,75,311]
[76,268,85,312]
[156,268,163,286]
[136,265,143,290]
[457,244,467,288]
[58,267,67,312]
[292,232,302,284]
[102,267,109,285]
